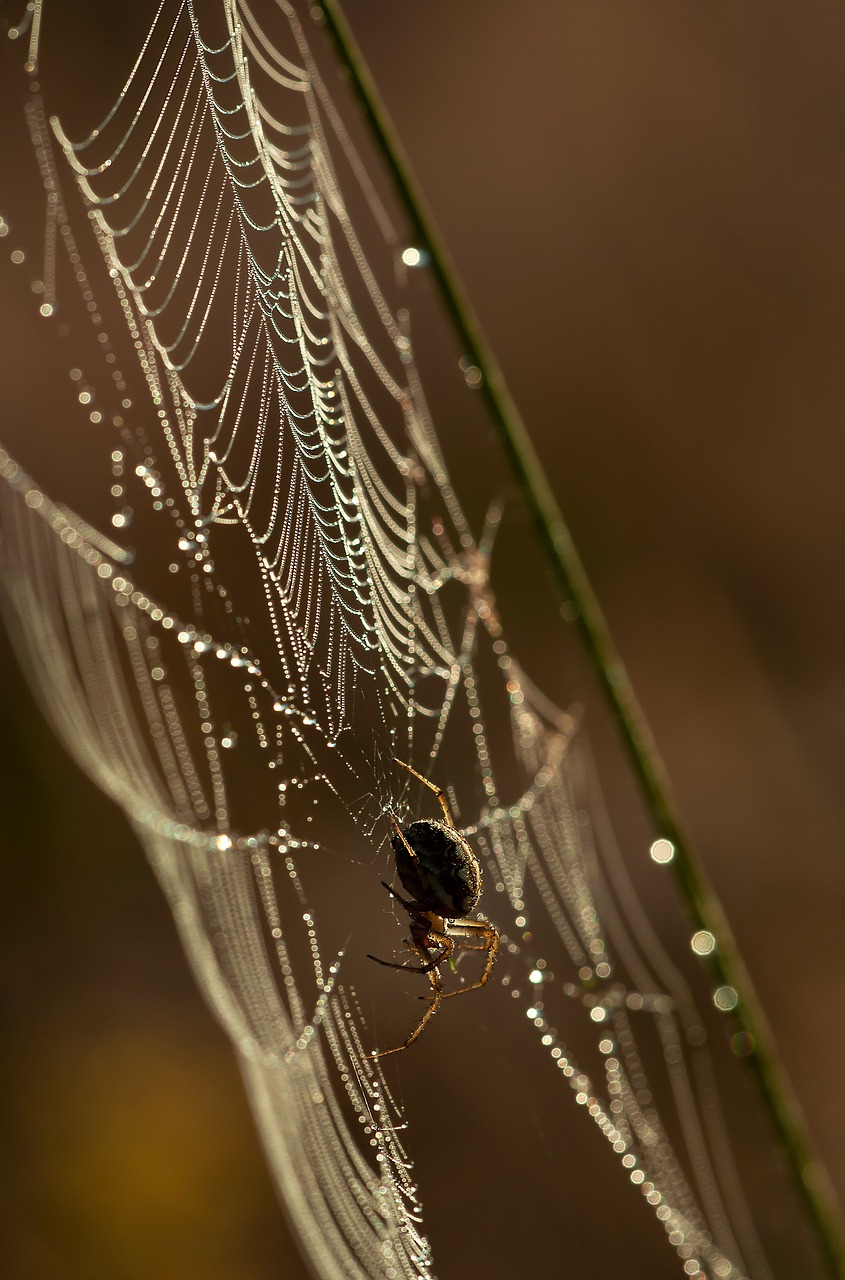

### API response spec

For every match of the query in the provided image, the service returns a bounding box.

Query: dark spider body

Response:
[370,759,499,1057]
[392,819,481,918]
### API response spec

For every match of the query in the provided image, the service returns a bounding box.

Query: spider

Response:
[368,758,499,1057]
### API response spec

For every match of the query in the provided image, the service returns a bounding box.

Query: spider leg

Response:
[411,929,453,982]
[368,953,434,973]
[372,939,447,1058]
[379,879,419,912]
[369,883,453,972]
[444,918,496,939]
[439,918,499,1000]
[393,757,456,829]
[387,811,421,869]
[367,935,451,975]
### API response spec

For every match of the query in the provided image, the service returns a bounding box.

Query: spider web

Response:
[0,3,806,1278]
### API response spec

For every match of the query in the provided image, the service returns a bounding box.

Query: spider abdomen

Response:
[393,819,481,917]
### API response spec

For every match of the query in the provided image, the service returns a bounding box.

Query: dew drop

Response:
[650,837,675,864]
[731,1030,754,1056]
[400,246,429,268]
[458,355,483,388]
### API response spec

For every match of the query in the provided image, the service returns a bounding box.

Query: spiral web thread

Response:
[0,3,778,1277]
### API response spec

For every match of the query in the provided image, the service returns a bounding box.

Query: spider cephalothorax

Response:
[369,759,499,1057]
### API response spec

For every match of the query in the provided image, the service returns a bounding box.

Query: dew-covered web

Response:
[0,4,782,1278]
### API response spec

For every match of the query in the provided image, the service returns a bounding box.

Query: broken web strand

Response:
[309,1,845,1276]
[0,3,833,1277]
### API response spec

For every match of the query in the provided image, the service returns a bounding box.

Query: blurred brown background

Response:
[2,1,845,1277]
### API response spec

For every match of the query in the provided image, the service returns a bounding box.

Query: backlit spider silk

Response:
[0,4,791,1278]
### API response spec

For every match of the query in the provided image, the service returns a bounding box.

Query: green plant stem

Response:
[313,2,845,1275]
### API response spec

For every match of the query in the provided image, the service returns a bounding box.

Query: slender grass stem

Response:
[313,2,845,1274]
